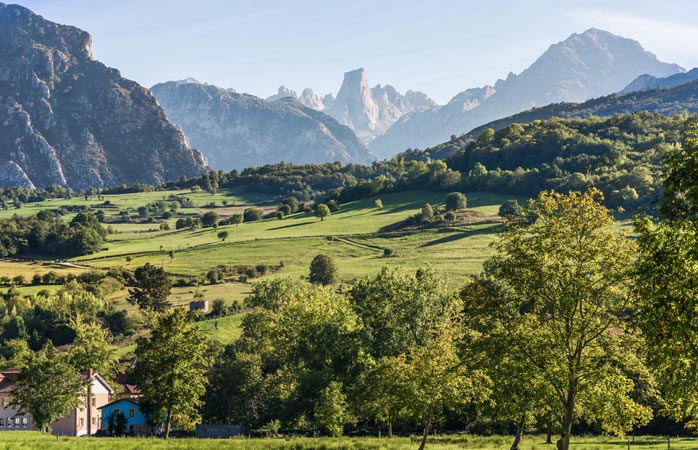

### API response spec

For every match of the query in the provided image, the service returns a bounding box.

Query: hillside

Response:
[152,80,375,170]
[435,112,695,210]
[0,3,207,189]
[465,79,698,139]
[369,28,683,158]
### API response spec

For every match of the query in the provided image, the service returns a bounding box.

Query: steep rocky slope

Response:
[152,80,375,170]
[0,3,207,189]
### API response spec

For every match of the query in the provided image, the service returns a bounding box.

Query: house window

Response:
[91,398,96,406]
[7,418,12,427]
[2,398,8,408]
[14,417,19,426]
[21,417,27,427]
[79,418,84,427]
[114,408,120,415]
[92,417,96,425]
[129,409,135,418]
[0,418,4,426]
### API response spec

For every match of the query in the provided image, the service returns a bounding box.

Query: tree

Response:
[127,263,172,311]
[132,308,211,439]
[282,196,300,213]
[498,199,522,218]
[67,315,119,378]
[635,125,698,426]
[231,213,243,226]
[374,199,383,210]
[309,254,338,285]
[243,207,264,222]
[315,204,331,221]
[217,230,229,242]
[463,190,651,450]
[10,345,86,433]
[201,211,219,228]
[444,192,467,211]
[107,410,128,436]
[315,381,353,437]
[277,204,292,217]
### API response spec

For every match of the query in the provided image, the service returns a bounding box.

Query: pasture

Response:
[0,432,692,450]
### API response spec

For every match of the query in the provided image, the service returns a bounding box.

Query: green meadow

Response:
[0,432,692,450]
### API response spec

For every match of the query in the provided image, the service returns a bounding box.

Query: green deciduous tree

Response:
[10,345,86,433]
[636,125,698,427]
[127,263,172,311]
[217,230,229,242]
[374,199,383,210]
[67,315,119,378]
[132,308,212,438]
[464,190,651,450]
[315,381,353,436]
[231,213,244,226]
[309,254,338,286]
[315,204,331,221]
[201,211,219,227]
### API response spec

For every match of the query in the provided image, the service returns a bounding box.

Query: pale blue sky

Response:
[12,0,698,103]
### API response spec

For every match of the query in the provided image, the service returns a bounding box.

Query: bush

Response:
[244,207,264,222]
[444,211,456,221]
[201,211,219,228]
[445,192,467,211]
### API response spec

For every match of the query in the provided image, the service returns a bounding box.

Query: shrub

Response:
[445,192,467,211]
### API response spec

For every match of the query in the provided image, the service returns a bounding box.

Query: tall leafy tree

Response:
[465,190,651,450]
[67,314,119,378]
[127,263,172,311]
[309,254,338,285]
[636,124,698,426]
[10,345,86,433]
[132,308,212,438]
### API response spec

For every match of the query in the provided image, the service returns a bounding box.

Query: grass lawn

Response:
[0,432,693,449]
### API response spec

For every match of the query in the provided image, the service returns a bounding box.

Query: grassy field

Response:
[0,432,692,449]
[73,190,516,287]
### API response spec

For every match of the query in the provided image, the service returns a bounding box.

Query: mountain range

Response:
[0,2,207,189]
[266,68,437,143]
[368,28,684,158]
[620,68,698,95]
[151,80,374,171]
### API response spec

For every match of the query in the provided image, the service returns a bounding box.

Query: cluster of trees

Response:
[0,211,105,257]
[443,112,694,210]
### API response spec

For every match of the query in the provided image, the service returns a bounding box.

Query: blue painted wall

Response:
[100,399,146,427]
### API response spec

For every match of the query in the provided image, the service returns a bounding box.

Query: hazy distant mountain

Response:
[620,68,698,94]
[370,28,684,159]
[0,3,207,189]
[324,68,437,143]
[152,81,375,170]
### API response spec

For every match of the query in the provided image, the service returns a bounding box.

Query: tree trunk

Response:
[545,425,553,444]
[417,422,430,450]
[556,403,574,450]
[510,415,526,450]
[388,422,393,438]
[164,408,172,439]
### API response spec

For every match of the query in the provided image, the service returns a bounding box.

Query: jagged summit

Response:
[0,2,207,189]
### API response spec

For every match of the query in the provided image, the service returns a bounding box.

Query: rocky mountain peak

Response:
[267,85,297,101]
[0,2,207,189]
